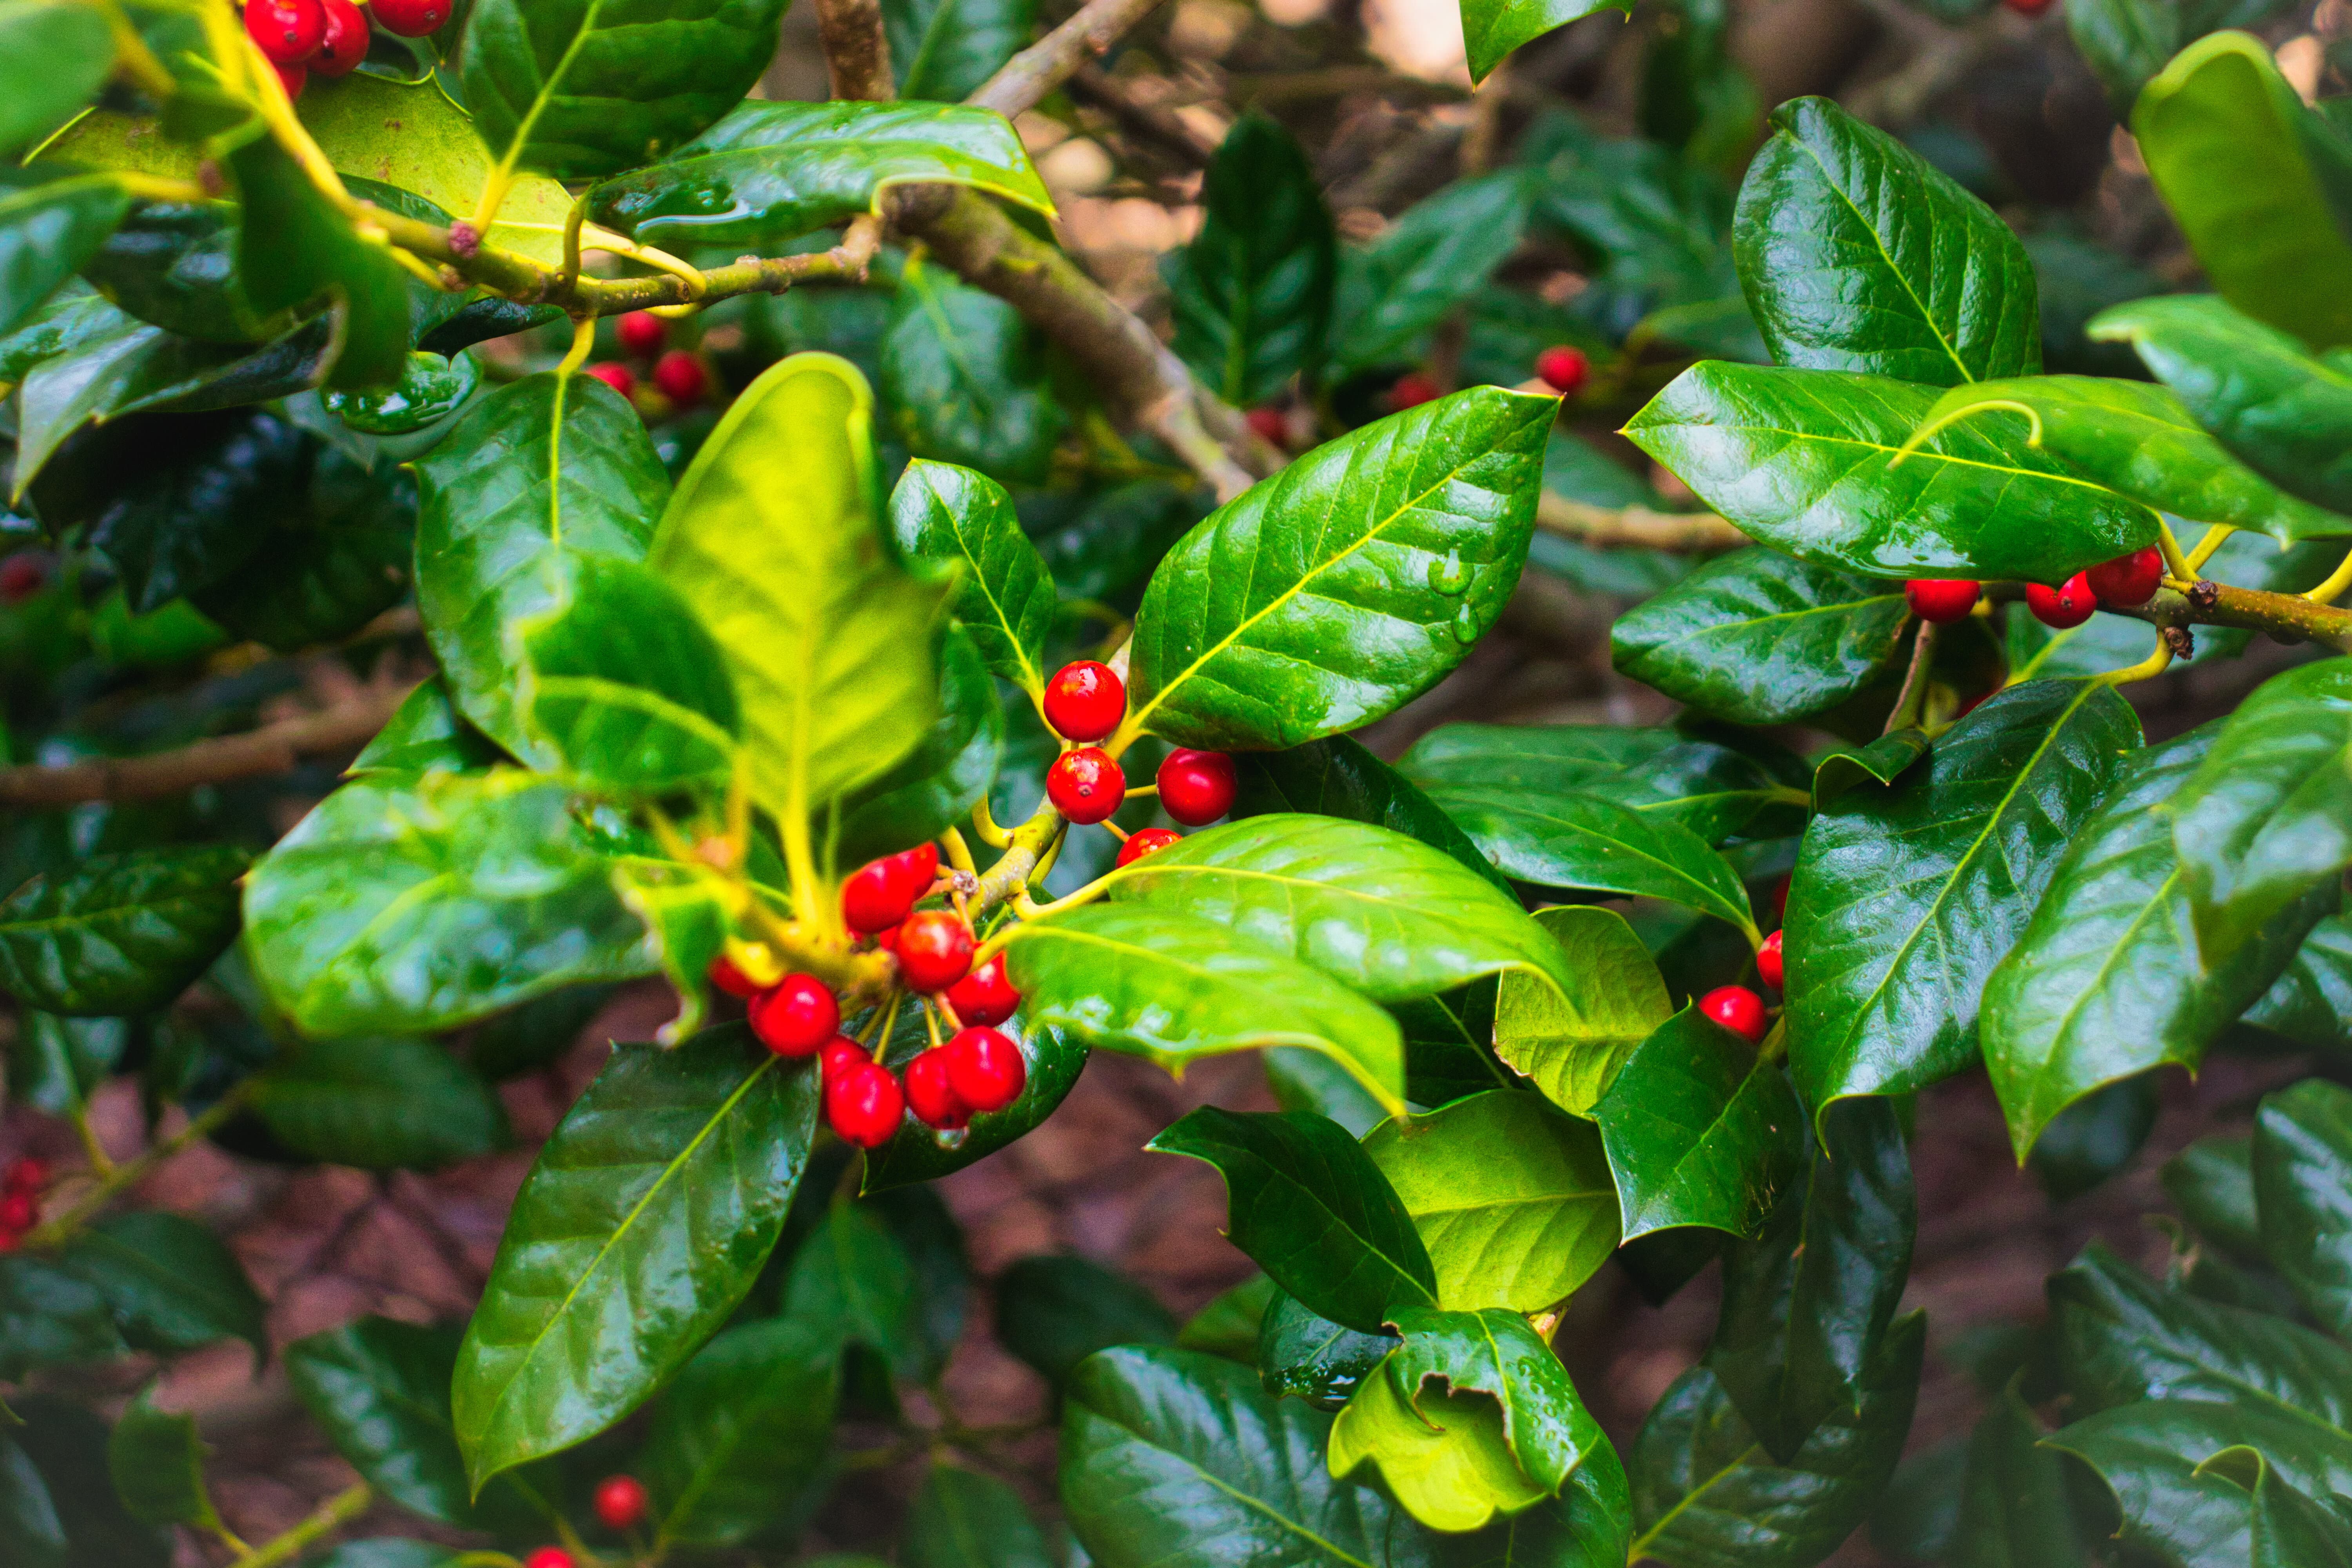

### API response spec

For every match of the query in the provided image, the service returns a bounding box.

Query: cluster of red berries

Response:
[0,1159,45,1251]
[1037,659,1236,851]
[585,312,709,408]
[1903,545,2163,632]
[1697,876,1789,1045]
[243,0,444,100]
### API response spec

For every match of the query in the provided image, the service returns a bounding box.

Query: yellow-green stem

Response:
[233,1482,370,1568]
[25,1089,252,1248]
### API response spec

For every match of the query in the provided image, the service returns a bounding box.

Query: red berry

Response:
[2087,546,2163,608]
[523,1550,574,1568]
[0,1192,34,1232]
[904,1048,970,1130]
[245,0,324,62]
[2026,573,2097,629]
[1156,749,1236,826]
[750,974,838,1056]
[1047,748,1125,825]
[1042,661,1126,742]
[311,0,367,74]
[1699,985,1768,1044]
[5,1159,46,1194]
[842,844,938,934]
[1535,345,1589,395]
[874,924,900,954]
[1117,827,1182,867]
[1245,406,1288,446]
[1904,579,1980,623]
[1757,930,1784,991]
[896,910,975,993]
[274,59,307,97]
[0,1232,17,1253]
[584,362,634,399]
[944,953,1018,1027]
[1955,690,1993,719]
[368,0,448,35]
[617,311,666,358]
[593,1475,648,1532]
[2003,0,2053,15]
[708,952,761,998]
[819,1036,866,1082]
[944,1025,1025,1113]
[0,554,46,604]
[827,1061,905,1147]
[1388,372,1441,410]
[652,350,706,405]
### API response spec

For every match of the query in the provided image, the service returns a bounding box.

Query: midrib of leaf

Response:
[545,372,571,546]
[1441,790,1744,921]
[1233,1147,1434,1309]
[485,0,606,204]
[534,675,739,755]
[1677,593,1906,639]
[1739,419,2122,495]
[1788,134,1974,385]
[76,1230,249,1335]
[1092,1402,1381,1568]
[0,894,215,936]
[0,174,120,218]
[2027,860,2187,1107]
[1650,1058,1767,1194]
[943,497,1043,693]
[1426,993,1515,1091]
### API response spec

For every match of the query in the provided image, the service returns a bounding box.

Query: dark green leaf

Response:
[0,845,247,1016]
[1426,787,1757,936]
[1382,1305,1606,1495]
[861,1015,1086,1192]
[1594,1005,1804,1240]
[7,1014,124,1119]
[0,1434,65,1568]
[0,169,129,340]
[302,1543,459,1568]
[887,0,1033,99]
[2244,913,2352,1053]
[223,136,409,388]
[882,259,1064,484]
[995,1255,1178,1388]
[64,1212,266,1361]
[1231,734,1514,897]
[2031,1073,2161,1201]
[2232,1449,2352,1568]
[2065,0,2182,120]
[5,1399,169,1568]
[1399,722,1683,793]
[1147,1106,1436,1334]
[250,1036,506,1170]
[453,1029,818,1488]
[2163,1133,2264,1263]
[323,350,481,436]
[467,984,615,1083]
[1810,729,1930,811]
[780,1200,920,1375]
[1438,1449,1633,1568]
[187,440,418,652]
[0,1,113,155]
[888,459,1055,696]
[1788,679,2141,1118]
[2254,1079,2352,1339]
[1329,173,1537,371]
[907,1463,1056,1568]
[1165,115,1336,405]
[1256,1290,1396,1410]
[1947,1378,2096,1568]
[1490,906,1671,1116]
[2044,1401,2283,1567]
[1181,1274,1277,1361]
[105,1393,220,1530]
[0,1256,122,1378]
[642,1316,838,1549]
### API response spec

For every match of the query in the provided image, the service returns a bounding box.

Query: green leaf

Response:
[584,100,1051,246]
[2170,659,2352,967]
[1232,734,1514,898]
[0,170,130,341]
[1624,363,2158,583]
[881,258,1064,485]
[1180,1274,1277,1362]
[1164,114,1336,405]
[888,459,1054,697]
[302,1543,461,1568]
[412,370,669,766]
[243,770,655,1036]
[2091,294,2352,515]
[886,0,1033,99]
[1330,173,1538,372]
[1610,548,1912,725]
[994,1255,1178,1389]
[1002,904,1407,1117]
[2165,1132,2265,1262]
[1490,906,1672,1116]
[835,624,1003,867]
[1628,1314,1926,1568]
[1147,1107,1436,1334]
[460,0,790,181]
[350,678,502,779]
[0,1,113,156]
[1268,1038,1385,1134]
[1426,788,1758,936]
[1983,724,2328,1160]
[1460,0,1630,82]
[250,1036,507,1170]
[2228,1449,2352,1568]
[641,1316,839,1549]
[1128,385,1552,749]
[7,1399,170,1568]
[2253,1080,2352,1339]
[63,1212,266,1361]
[780,1200,920,1376]
[2245,912,2352,1053]
[2044,1401,2298,1567]
[907,1464,1057,1568]
[1365,1090,1619,1311]
[105,1394,220,1531]
[1401,723,1684,793]
[1257,1290,1396,1410]
[1909,376,2352,543]
[0,846,247,1016]
[1734,97,2040,385]
[223,136,410,389]
[2132,31,2352,351]
[860,1016,1086,1192]
[1788,679,2141,1118]
[453,1029,816,1487]
[187,440,419,653]
[1946,1377,2097,1568]
[1593,1005,1804,1241]
[7,1014,124,1120]
[0,1433,66,1568]
[0,1258,123,1379]
[1811,729,1930,811]
[654,353,942,820]
[1107,813,1576,1003]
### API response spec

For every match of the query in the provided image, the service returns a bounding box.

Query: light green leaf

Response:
[1490,905,1672,1116]
[1461,0,1630,82]
[0,1,113,156]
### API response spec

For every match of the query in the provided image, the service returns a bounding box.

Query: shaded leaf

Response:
[1257,1290,1396,1410]
[64,1212,266,1361]
[1165,115,1336,405]
[882,259,1064,485]
[2253,1079,2352,1339]
[1594,1005,1805,1241]
[0,846,247,1016]
[250,1036,507,1170]
[887,0,1033,100]
[105,1394,220,1530]
[642,1316,839,1549]
[995,1255,1178,1389]
[1232,734,1514,897]
[1427,787,1757,936]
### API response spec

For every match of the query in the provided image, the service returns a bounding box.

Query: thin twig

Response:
[814,0,897,100]
[968,0,1180,116]
[1884,621,1936,736]
[1066,65,1218,163]
[1535,493,1750,552]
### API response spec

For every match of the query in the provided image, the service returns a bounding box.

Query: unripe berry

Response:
[273,60,307,98]
[1043,661,1126,742]
[617,311,666,358]
[827,1061,904,1147]
[311,0,367,74]
[245,0,324,63]
[0,1192,35,1232]
[818,1036,866,1082]
[842,844,938,934]
[1757,930,1784,991]
[1117,827,1182,867]
[593,1475,648,1532]
[896,910,975,992]
[1156,749,1236,826]
[368,0,449,36]
[750,974,838,1056]
[652,350,706,405]
[2026,572,2097,629]
[944,953,1018,1026]
[2086,546,2162,608]
[523,1550,575,1568]
[1388,372,1441,411]
[1699,985,1769,1044]
[944,1025,1025,1113]
[1535,345,1588,395]
[904,1048,970,1129]
[1047,748,1125,825]
[1904,579,1980,623]
[708,952,761,998]
[584,362,634,399]
[1246,406,1288,446]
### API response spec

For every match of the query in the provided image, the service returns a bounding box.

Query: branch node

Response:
[446,221,481,260]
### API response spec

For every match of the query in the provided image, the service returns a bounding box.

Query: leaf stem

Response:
[2303,544,2352,606]
[69,1108,114,1178]
[2095,633,2177,686]
[2184,522,2237,574]
[24,1089,254,1249]
[2155,520,2195,582]
[231,1481,370,1568]
[1882,620,1936,737]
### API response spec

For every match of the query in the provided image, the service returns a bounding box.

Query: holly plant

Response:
[2,0,2352,1563]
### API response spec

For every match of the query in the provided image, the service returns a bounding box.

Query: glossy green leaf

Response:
[7,1014,124,1120]
[1005,903,1405,1114]
[250,1036,507,1170]
[1232,734,1514,897]
[454,1029,818,1488]
[1164,114,1336,405]
[0,1257,122,1379]
[350,679,501,779]
[0,169,130,341]
[2229,1448,2352,1568]
[2091,294,2352,515]
[1461,0,1630,82]
[187,439,419,652]
[324,350,480,435]
[1788,679,2141,1118]
[1624,363,2158,583]
[0,845,247,1016]
[0,1433,65,1568]
[1984,724,2327,1160]
[2164,1132,2265,1262]
[2046,1400,2317,1567]
[2253,1079,2352,1339]
[413,370,669,766]
[888,459,1054,696]
[654,353,941,821]
[460,0,789,181]
[2132,32,2352,350]
[63,1212,266,1361]
[2170,658,2352,967]
[2245,912,2352,1054]
[1735,97,2039,385]
[243,770,654,1036]
[1256,1290,1396,1410]
[1946,1377,2096,1568]
[1593,1005,1804,1240]
[780,1200,920,1376]
[1595,739,1806,846]
[223,136,409,389]
[1335,1362,1548,1532]
[1129,385,1551,749]
[861,1016,1086,1192]
[907,1464,1057,1568]
[882,258,1063,484]
[5,1398,170,1568]
[585,100,1050,245]
[1444,1452,1634,1568]
[1491,905,1672,1116]
[1267,1047,1388,1137]
[1401,723,1684,794]
[1329,172,1538,372]
[642,1316,838,1549]
[105,1395,219,1531]
[1363,1090,1619,1312]
[1429,787,1758,936]
[835,624,1002,867]
[995,1255,1178,1389]
[0,1,112,155]
[1611,549,1911,725]
[887,0,1032,98]
[1108,813,1575,1002]
[1147,1107,1436,1334]
[1812,729,1933,813]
